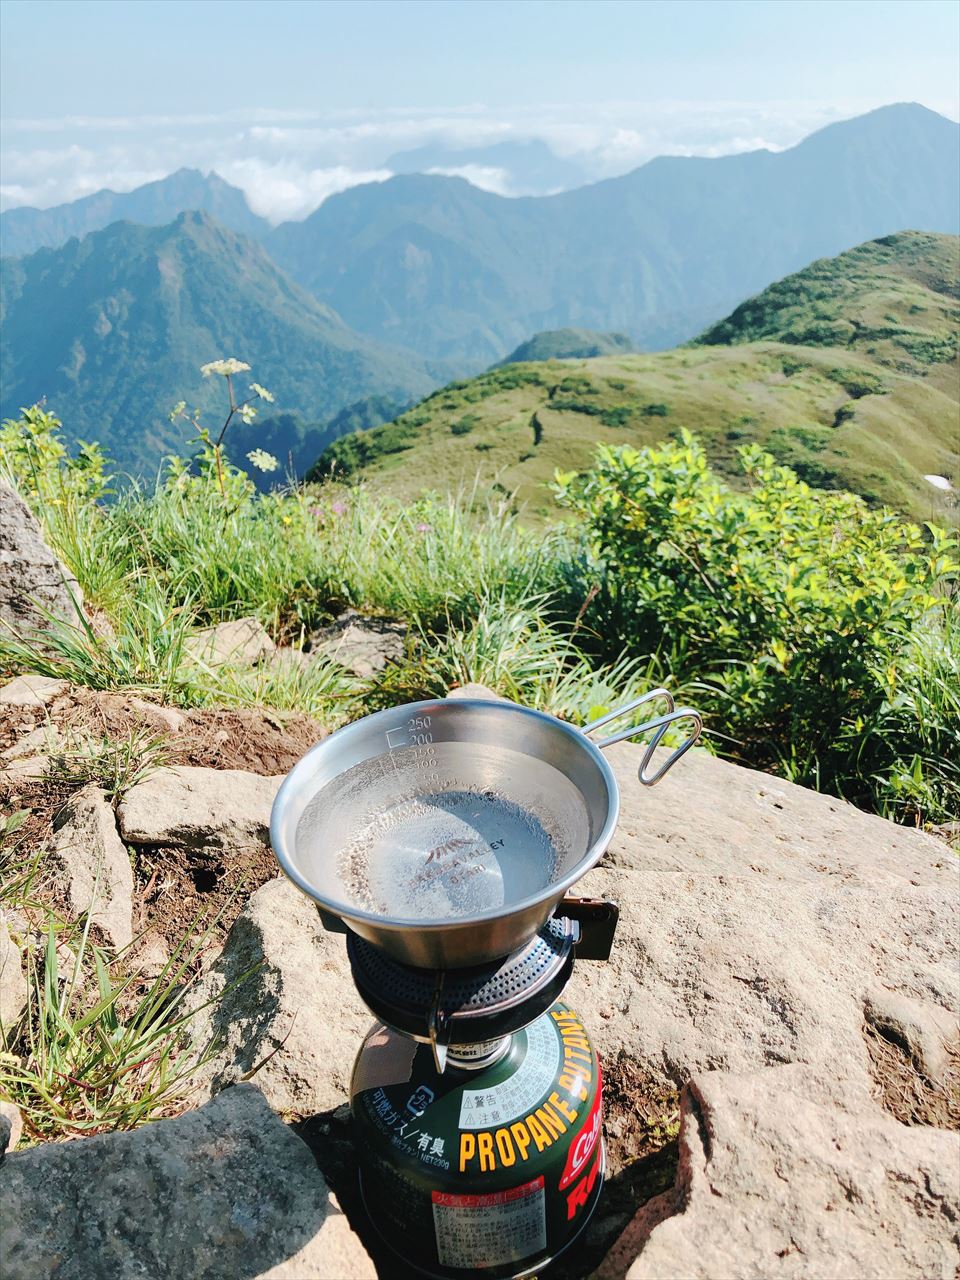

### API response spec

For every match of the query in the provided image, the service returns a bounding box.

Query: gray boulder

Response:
[597,1066,959,1280]
[0,674,68,707]
[0,910,28,1044]
[312,609,405,678]
[183,616,276,669]
[49,784,134,949]
[566,743,957,1107]
[117,766,281,850]
[0,1083,375,1279]
[0,479,82,640]
[185,877,369,1117]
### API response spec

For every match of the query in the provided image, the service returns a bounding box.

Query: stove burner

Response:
[347,915,577,1045]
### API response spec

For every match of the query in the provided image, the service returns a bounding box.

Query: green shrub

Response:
[451,415,479,436]
[642,403,669,417]
[555,431,959,822]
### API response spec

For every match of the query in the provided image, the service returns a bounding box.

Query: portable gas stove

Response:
[270,690,700,1278]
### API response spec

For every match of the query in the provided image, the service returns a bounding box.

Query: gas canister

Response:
[351,1003,604,1279]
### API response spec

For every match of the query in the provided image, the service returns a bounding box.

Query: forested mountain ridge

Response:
[0,169,270,258]
[267,104,960,365]
[0,211,437,472]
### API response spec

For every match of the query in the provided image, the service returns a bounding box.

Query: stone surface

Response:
[2,726,58,760]
[183,616,276,669]
[0,754,50,782]
[557,743,959,1278]
[0,480,83,640]
[117,766,281,849]
[128,697,188,733]
[863,987,959,1084]
[0,910,28,1043]
[0,1098,23,1157]
[0,1083,375,1279]
[50,784,134,949]
[185,878,369,1117]
[0,674,68,707]
[597,1067,960,1280]
[566,742,957,1108]
[312,609,405,678]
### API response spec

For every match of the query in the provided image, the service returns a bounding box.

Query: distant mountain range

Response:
[1,103,957,479]
[384,140,591,194]
[315,231,960,524]
[267,104,959,365]
[0,212,436,473]
[0,169,270,259]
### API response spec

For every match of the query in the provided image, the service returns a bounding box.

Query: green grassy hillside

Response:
[493,329,636,365]
[313,233,959,522]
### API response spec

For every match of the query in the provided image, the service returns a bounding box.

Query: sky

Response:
[2,0,958,220]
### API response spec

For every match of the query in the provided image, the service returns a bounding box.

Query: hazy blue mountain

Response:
[385,140,591,194]
[494,329,637,365]
[0,212,437,474]
[268,104,960,366]
[0,169,270,258]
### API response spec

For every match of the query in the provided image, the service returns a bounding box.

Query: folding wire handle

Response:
[580,687,702,786]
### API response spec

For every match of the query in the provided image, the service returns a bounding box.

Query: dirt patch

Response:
[1,685,326,777]
[295,1050,682,1280]
[864,1023,960,1130]
[131,838,280,960]
[2,685,323,960]
[175,706,325,774]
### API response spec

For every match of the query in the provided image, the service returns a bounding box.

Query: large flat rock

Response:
[117,766,282,849]
[0,1083,375,1279]
[599,1066,959,1280]
[185,877,369,1117]
[566,744,957,1106]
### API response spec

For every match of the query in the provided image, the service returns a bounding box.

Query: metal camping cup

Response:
[270,688,701,969]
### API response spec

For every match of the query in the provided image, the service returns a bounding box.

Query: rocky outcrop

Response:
[597,1067,959,1280]
[117,766,281,849]
[0,480,82,640]
[558,741,960,1278]
[183,617,276,669]
[0,910,28,1043]
[0,1083,375,1279]
[184,877,368,1116]
[0,675,68,707]
[566,743,957,1106]
[49,784,134,949]
[311,610,405,678]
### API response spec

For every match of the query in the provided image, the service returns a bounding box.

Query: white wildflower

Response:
[168,400,186,422]
[239,403,257,424]
[200,358,251,378]
[250,382,274,403]
[247,448,279,472]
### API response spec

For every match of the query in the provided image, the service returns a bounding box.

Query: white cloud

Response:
[424,165,512,195]
[2,96,956,221]
[218,159,393,220]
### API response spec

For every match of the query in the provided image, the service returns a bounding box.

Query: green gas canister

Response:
[351,1003,604,1279]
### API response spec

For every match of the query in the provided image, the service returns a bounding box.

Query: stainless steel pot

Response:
[270,688,700,968]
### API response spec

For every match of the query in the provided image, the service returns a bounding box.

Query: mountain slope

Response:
[0,169,270,258]
[269,104,960,367]
[312,233,960,523]
[0,212,437,473]
[494,329,636,365]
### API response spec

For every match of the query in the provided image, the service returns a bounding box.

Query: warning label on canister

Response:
[431,1176,547,1268]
